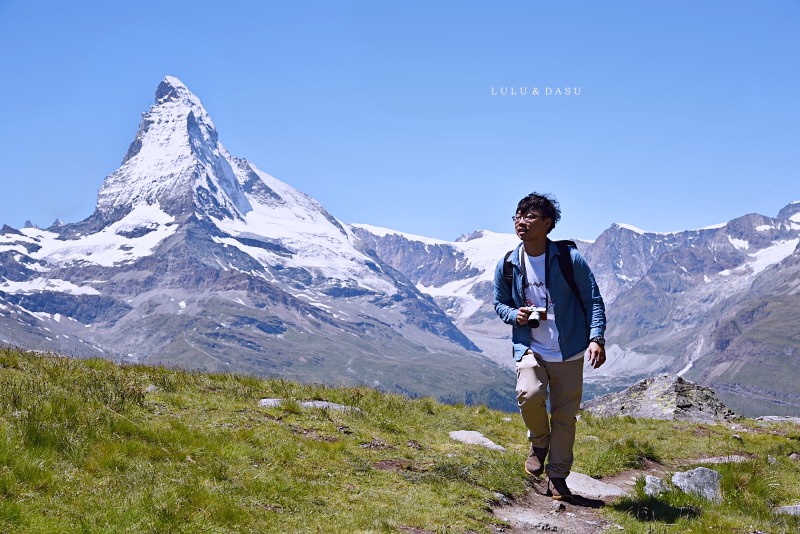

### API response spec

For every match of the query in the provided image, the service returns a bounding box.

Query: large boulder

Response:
[582,374,737,423]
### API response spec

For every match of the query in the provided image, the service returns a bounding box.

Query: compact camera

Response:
[523,307,547,328]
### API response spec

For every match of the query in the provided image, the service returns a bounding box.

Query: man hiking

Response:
[493,192,607,501]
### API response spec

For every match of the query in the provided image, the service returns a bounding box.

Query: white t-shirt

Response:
[523,250,583,363]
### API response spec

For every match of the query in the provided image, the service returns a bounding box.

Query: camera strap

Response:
[522,247,549,310]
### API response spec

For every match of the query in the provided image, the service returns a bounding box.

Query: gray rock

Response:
[756,416,800,425]
[582,374,737,423]
[300,400,361,412]
[258,398,283,408]
[449,430,505,451]
[774,505,800,516]
[493,492,512,506]
[565,472,628,498]
[528,521,558,531]
[643,475,668,497]
[257,398,360,412]
[672,467,722,503]
[694,455,749,464]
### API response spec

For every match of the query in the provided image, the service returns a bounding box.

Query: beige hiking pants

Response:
[516,350,584,479]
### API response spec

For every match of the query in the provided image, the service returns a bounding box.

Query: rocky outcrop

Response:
[581,374,737,423]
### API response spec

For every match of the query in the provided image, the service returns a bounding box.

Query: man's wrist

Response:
[590,336,605,346]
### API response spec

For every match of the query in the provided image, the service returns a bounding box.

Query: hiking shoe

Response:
[524,446,548,477]
[548,477,573,501]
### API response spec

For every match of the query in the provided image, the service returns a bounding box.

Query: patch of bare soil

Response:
[493,482,615,533]
[491,462,670,533]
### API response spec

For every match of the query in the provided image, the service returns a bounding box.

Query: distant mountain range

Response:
[354,204,800,416]
[1,76,798,415]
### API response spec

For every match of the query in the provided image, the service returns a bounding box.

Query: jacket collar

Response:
[508,239,561,267]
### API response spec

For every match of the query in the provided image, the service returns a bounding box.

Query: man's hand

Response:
[516,307,531,325]
[587,342,606,369]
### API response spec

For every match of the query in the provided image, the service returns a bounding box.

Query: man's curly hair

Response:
[516,192,561,234]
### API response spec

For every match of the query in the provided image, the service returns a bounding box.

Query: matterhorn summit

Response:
[0,76,512,410]
[97,76,250,221]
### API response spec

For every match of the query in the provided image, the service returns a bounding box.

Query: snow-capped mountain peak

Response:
[96,75,250,222]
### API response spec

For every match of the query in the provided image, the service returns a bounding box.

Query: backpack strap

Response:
[553,240,586,318]
[502,249,514,294]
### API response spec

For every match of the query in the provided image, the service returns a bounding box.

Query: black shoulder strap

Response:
[502,249,514,293]
[554,240,586,317]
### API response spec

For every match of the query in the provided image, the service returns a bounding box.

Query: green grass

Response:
[1,347,800,532]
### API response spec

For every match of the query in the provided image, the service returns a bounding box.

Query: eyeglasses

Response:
[512,213,546,223]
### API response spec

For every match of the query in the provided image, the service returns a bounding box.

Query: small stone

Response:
[257,398,360,412]
[731,434,743,443]
[301,400,360,412]
[493,492,511,506]
[790,453,799,461]
[768,455,777,464]
[502,417,512,422]
[550,501,566,512]
[695,455,749,464]
[566,472,628,498]
[644,475,668,497]
[672,467,722,503]
[774,504,800,516]
[449,430,505,451]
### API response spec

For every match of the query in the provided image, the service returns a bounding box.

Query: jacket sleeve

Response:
[571,249,606,340]
[493,257,518,326]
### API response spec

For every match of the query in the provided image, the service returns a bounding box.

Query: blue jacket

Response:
[493,240,606,362]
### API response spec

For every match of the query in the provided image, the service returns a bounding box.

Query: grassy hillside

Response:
[1,348,800,532]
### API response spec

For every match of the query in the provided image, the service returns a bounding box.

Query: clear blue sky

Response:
[0,1,797,241]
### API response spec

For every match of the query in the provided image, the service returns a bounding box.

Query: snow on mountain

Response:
[351,224,449,246]
[353,225,520,281]
[5,204,177,269]
[612,222,647,234]
[97,76,250,220]
[747,238,800,275]
[420,231,520,320]
[351,225,520,318]
[214,166,395,294]
[0,277,100,296]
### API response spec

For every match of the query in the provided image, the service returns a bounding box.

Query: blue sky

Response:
[0,1,797,241]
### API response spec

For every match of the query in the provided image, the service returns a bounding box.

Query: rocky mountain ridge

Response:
[581,374,738,424]
[354,202,800,415]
